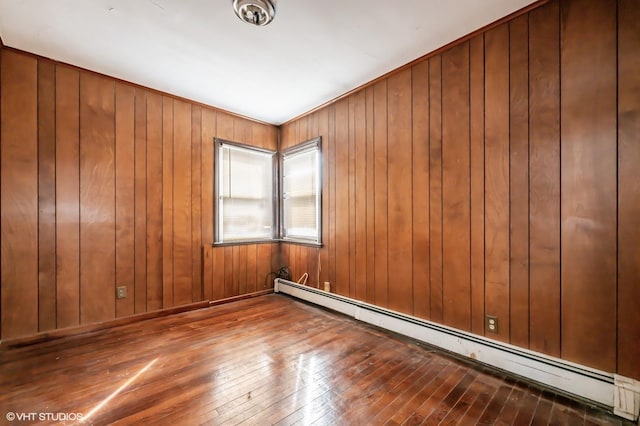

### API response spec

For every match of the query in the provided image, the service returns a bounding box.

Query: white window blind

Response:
[216,141,274,242]
[281,138,321,243]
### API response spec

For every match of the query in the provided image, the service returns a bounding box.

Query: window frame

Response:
[213,138,278,245]
[279,136,322,246]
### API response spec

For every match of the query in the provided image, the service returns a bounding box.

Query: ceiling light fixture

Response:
[232,0,276,26]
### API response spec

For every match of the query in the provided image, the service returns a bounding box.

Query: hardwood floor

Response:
[0,295,632,425]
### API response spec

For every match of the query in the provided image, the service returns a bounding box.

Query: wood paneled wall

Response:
[280,0,640,379]
[0,49,279,340]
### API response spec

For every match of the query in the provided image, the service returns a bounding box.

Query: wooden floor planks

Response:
[0,294,632,425]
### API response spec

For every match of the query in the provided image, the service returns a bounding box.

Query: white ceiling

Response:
[0,0,537,125]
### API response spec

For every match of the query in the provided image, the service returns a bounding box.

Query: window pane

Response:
[217,142,274,242]
[281,140,321,243]
[284,195,316,237]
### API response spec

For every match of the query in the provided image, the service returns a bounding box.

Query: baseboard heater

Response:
[274,279,640,421]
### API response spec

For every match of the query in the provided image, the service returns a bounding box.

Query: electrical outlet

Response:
[486,315,498,333]
[116,286,127,299]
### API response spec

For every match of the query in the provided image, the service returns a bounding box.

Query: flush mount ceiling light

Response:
[232,0,276,26]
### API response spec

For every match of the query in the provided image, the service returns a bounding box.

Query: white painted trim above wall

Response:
[274,279,639,421]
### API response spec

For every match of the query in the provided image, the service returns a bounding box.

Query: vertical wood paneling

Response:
[79,72,115,324]
[354,91,367,301]
[280,244,290,277]
[411,61,430,319]
[365,87,375,303]
[287,244,295,278]
[0,44,2,332]
[287,244,296,278]
[469,34,485,336]
[200,110,215,244]
[173,100,192,306]
[298,116,308,142]
[201,108,216,299]
[216,112,234,141]
[560,0,617,371]
[319,108,330,287]
[258,243,273,289]
[146,92,163,311]
[348,97,356,298]
[55,66,80,329]
[298,246,307,282]
[212,247,225,301]
[484,24,511,342]
[1,49,278,340]
[428,56,443,323]
[328,105,337,292]
[509,15,530,348]
[224,247,233,298]
[246,244,257,293]
[162,97,174,308]
[387,69,413,314]
[200,108,216,300]
[191,106,202,302]
[115,82,135,317]
[0,50,38,338]
[232,246,240,295]
[37,59,57,332]
[203,246,213,300]
[134,89,147,313]
[334,99,349,297]
[528,0,560,356]
[617,0,640,380]
[307,112,318,141]
[373,82,388,307]
[238,245,247,294]
[308,247,319,287]
[441,43,471,331]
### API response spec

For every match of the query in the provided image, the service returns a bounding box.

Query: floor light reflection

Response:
[81,357,158,423]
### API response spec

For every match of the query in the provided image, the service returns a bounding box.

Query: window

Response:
[215,139,275,243]
[280,137,322,244]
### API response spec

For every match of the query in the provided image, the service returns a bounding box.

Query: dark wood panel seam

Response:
[172,102,175,308]
[0,48,2,336]
[507,22,512,344]
[468,44,472,332]
[113,72,117,319]
[440,57,444,317]
[385,80,390,306]
[144,94,149,312]
[557,0,562,359]
[427,61,431,320]
[77,70,82,325]
[526,9,532,351]
[482,32,487,337]
[36,59,41,330]
[614,0,619,374]
[160,96,165,306]
[409,70,414,312]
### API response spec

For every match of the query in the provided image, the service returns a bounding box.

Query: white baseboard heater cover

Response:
[274,279,640,421]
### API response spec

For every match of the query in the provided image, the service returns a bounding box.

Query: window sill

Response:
[277,239,323,248]
[211,239,277,247]
[210,239,323,248]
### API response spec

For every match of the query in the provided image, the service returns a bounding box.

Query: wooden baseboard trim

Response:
[208,289,274,307]
[0,289,273,350]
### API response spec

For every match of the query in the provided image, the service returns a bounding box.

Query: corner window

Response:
[214,139,275,243]
[280,137,322,244]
